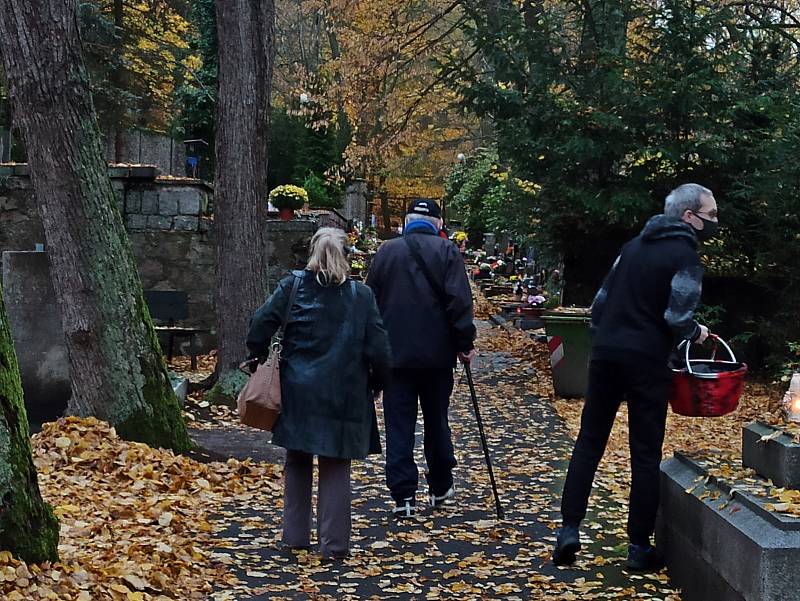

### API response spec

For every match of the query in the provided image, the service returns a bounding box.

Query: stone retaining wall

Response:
[0,170,325,335]
[0,170,215,330]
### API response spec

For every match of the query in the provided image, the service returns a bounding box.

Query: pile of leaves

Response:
[2,417,281,600]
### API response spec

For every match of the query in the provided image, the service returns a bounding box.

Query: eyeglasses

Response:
[694,209,718,220]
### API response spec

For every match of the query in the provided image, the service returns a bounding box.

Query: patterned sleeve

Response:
[590,255,620,330]
[664,264,703,341]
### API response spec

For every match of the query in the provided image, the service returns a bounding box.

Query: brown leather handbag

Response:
[237,275,301,431]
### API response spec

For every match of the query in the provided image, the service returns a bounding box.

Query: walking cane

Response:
[464,362,504,519]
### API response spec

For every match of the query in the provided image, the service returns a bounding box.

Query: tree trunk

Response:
[0,0,191,452]
[207,0,274,404]
[0,283,59,563]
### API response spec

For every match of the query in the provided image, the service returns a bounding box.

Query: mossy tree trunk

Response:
[209,0,275,404]
[0,283,59,563]
[0,0,191,452]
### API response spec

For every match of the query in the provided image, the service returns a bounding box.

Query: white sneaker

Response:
[430,485,456,508]
[393,497,417,518]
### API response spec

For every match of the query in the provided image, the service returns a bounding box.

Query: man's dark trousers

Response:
[382,367,457,502]
[560,356,671,545]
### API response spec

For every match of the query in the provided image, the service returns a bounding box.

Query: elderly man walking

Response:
[553,184,718,571]
[367,199,476,518]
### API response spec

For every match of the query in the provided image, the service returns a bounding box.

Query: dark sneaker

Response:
[430,485,456,508]
[552,525,581,566]
[393,497,417,519]
[625,544,666,572]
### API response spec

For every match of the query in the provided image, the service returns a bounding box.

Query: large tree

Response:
[0,0,191,451]
[446,0,800,364]
[206,0,276,403]
[0,283,59,563]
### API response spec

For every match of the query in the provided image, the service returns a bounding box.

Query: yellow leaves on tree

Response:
[90,1,198,131]
[275,0,480,202]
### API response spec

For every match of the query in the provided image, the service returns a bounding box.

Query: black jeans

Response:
[382,368,457,502]
[560,357,671,545]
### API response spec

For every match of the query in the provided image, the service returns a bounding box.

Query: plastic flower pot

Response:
[542,308,592,398]
[278,207,295,221]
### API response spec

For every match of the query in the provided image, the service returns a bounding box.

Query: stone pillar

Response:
[1,251,70,427]
[343,179,368,225]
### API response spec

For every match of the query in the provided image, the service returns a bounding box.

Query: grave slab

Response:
[742,421,800,489]
[1,251,70,426]
[657,452,800,601]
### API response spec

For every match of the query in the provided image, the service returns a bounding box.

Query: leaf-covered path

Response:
[201,321,683,600]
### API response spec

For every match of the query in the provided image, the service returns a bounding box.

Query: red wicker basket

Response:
[670,335,748,417]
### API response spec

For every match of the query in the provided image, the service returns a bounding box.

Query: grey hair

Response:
[664,183,713,218]
[405,213,441,227]
[306,227,349,286]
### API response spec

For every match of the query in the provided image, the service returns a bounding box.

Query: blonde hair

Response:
[307,227,350,286]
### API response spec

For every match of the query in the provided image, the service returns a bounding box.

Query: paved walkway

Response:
[196,321,682,600]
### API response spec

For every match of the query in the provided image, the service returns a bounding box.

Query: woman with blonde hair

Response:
[246,227,391,559]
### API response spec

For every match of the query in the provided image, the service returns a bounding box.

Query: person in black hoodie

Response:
[367,199,476,518]
[553,183,718,572]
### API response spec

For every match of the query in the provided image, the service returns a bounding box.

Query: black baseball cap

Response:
[407,198,442,219]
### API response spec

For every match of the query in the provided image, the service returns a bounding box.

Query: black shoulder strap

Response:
[280,275,301,334]
[404,236,447,305]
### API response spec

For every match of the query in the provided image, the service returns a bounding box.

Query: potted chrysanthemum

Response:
[269,184,308,221]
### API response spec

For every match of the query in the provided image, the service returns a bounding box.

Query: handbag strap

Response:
[404,235,447,305]
[276,274,301,343]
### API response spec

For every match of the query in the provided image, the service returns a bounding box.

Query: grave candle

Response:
[785,373,800,423]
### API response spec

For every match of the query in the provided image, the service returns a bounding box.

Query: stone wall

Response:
[0,171,328,338]
[124,183,211,233]
[104,129,187,176]
[264,220,316,292]
[0,171,215,331]
[129,230,215,330]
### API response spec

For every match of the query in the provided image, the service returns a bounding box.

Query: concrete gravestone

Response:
[1,251,70,427]
[658,451,800,601]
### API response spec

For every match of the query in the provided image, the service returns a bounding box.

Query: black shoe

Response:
[625,544,666,572]
[392,497,417,519]
[552,525,581,566]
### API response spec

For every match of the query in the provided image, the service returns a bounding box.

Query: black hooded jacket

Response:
[591,215,703,364]
[366,229,476,369]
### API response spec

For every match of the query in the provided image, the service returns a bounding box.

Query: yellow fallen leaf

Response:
[55,436,72,449]
[245,570,269,578]
[123,573,150,590]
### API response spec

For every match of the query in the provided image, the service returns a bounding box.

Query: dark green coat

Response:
[246,270,391,460]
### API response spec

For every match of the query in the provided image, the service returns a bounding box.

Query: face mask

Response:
[693,214,719,241]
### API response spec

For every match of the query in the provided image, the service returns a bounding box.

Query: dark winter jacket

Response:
[591,215,703,364]
[366,229,476,369]
[245,270,391,459]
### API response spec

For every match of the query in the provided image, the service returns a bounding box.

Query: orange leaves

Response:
[0,416,282,600]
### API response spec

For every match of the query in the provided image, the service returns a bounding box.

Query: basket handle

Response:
[682,333,737,375]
